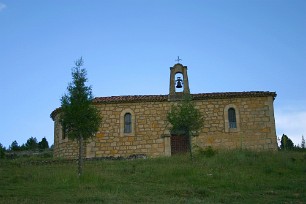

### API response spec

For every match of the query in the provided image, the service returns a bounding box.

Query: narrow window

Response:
[228,108,237,128]
[124,113,132,133]
[62,123,67,139]
[120,109,135,136]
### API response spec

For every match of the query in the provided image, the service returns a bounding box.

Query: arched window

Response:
[228,108,237,128]
[224,104,240,132]
[120,108,135,136]
[58,120,68,142]
[124,113,132,133]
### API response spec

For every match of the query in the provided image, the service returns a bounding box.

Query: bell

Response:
[176,77,183,88]
[176,81,182,88]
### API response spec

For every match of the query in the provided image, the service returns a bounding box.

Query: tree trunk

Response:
[78,134,83,177]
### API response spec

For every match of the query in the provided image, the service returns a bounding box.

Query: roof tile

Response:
[51,91,276,120]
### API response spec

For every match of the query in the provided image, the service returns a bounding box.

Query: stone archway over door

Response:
[170,135,189,155]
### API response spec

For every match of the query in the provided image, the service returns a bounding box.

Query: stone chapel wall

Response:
[194,96,277,150]
[86,101,171,158]
[53,95,277,159]
[53,114,80,159]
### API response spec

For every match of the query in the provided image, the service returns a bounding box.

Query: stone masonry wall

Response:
[86,101,170,158]
[53,115,80,159]
[53,95,277,158]
[194,96,277,150]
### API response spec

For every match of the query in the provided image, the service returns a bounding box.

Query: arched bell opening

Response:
[175,73,184,92]
[169,63,190,101]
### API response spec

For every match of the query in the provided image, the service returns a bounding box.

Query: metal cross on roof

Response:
[175,56,182,63]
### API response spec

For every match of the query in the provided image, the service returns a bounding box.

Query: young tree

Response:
[60,57,101,176]
[0,143,6,158]
[19,143,27,151]
[167,95,204,158]
[9,140,20,151]
[38,137,49,149]
[25,137,38,150]
[280,134,294,150]
[301,135,305,149]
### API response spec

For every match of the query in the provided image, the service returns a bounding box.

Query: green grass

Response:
[0,150,305,203]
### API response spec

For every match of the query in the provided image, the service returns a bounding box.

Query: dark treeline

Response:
[1,137,50,152]
[0,137,51,159]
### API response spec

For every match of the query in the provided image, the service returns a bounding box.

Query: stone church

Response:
[51,62,278,159]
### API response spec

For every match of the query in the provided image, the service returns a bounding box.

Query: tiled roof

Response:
[92,95,168,103]
[192,91,277,100]
[92,91,276,103]
[50,91,276,120]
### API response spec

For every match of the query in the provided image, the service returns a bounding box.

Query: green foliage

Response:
[38,137,49,150]
[60,57,101,176]
[0,143,5,158]
[301,135,305,149]
[0,151,305,203]
[280,134,294,150]
[60,58,101,141]
[167,95,203,158]
[167,95,203,136]
[19,144,27,151]
[25,137,38,150]
[9,140,20,151]
[197,146,217,158]
[9,137,44,151]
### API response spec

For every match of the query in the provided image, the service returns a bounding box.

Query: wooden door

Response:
[170,135,189,155]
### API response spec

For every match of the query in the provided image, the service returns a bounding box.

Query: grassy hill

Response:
[0,150,305,203]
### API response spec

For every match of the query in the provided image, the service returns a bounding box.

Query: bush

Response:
[198,146,217,158]
[280,134,294,150]
[38,137,49,150]
[40,151,53,158]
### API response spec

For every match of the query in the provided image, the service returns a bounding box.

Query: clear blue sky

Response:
[0,0,305,148]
